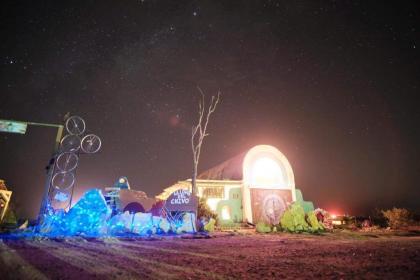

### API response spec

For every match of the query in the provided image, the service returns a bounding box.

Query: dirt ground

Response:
[1,230,419,279]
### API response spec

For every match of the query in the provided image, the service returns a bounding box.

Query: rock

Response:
[159,218,170,233]
[38,209,66,235]
[151,216,162,233]
[152,216,161,227]
[176,212,196,233]
[108,211,133,235]
[132,212,152,235]
[65,189,111,236]
[18,220,29,230]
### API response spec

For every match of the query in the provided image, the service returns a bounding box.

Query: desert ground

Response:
[1,230,419,280]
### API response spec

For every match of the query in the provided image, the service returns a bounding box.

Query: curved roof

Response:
[197,145,295,190]
[197,152,246,180]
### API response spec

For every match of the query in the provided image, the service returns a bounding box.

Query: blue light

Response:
[1,189,196,239]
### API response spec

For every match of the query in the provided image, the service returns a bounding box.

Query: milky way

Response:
[1,1,419,218]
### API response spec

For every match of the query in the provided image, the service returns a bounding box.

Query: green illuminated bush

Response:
[256,221,272,233]
[280,203,309,232]
[306,211,324,231]
[204,218,216,232]
[1,209,17,225]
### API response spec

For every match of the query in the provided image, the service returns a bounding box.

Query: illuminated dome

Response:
[250,157,284,187]
[243,145,295,190]
[197,145,295,193]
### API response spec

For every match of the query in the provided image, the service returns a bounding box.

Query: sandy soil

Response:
[1,231,419,279]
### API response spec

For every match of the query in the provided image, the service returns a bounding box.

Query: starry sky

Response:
[1,1,419,219]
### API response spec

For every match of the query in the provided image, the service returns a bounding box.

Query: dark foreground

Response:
[1,231,419,279]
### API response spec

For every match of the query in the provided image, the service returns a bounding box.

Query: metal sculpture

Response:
[39,116,102,219]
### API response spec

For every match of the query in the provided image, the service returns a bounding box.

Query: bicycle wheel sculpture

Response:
[60,134,81,152]
[56,152,78,172]
[81,134,102,154]
[52,171,75,190]
[65,116,85,135]
[44,115,102,213]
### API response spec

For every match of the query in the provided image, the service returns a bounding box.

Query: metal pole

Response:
[27,121,63,129]
[36,124,64,229]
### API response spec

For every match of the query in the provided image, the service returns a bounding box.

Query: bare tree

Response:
[191,87,221,196]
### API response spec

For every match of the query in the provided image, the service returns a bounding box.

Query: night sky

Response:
[1,1,419,219]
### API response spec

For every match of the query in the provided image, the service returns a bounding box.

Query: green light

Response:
[0,120,27,134]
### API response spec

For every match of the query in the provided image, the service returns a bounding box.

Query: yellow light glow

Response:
[251,157,284,187]
[206,198,220,212]
[221,206,231,220]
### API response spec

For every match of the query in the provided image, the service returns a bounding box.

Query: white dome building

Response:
[157,145,309,225]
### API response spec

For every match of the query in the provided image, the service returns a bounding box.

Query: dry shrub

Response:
[381,207,411,229]
[197,198,217,220]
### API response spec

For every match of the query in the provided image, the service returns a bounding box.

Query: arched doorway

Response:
[242,145,296,224]
[123,202,145,214]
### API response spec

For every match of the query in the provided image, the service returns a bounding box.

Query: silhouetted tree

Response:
[191,87,220,196]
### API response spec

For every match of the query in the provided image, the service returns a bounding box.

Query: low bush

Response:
[370,208,388,227]
[204,218,216,232]
[306,211,324,231]
[382,207,411,229]
[256,221,272,233]
[280,203,310,232]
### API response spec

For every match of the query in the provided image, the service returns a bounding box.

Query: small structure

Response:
[0,179,13,222]
[330,214,350,226]
[104,177,131,215]
[104,177,162,216]
[158,145,314,225]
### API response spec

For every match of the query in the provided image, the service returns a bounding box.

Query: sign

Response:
[0,120,27,134]
[165,189,198,212]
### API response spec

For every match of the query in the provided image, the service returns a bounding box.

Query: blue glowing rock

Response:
[107,211,133,235]
[159,218,170,233]
[64,189,111,236]
[151,216,161,233]
[177,213,196,233]
[39,209,67,235]
[132,213,152,235]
